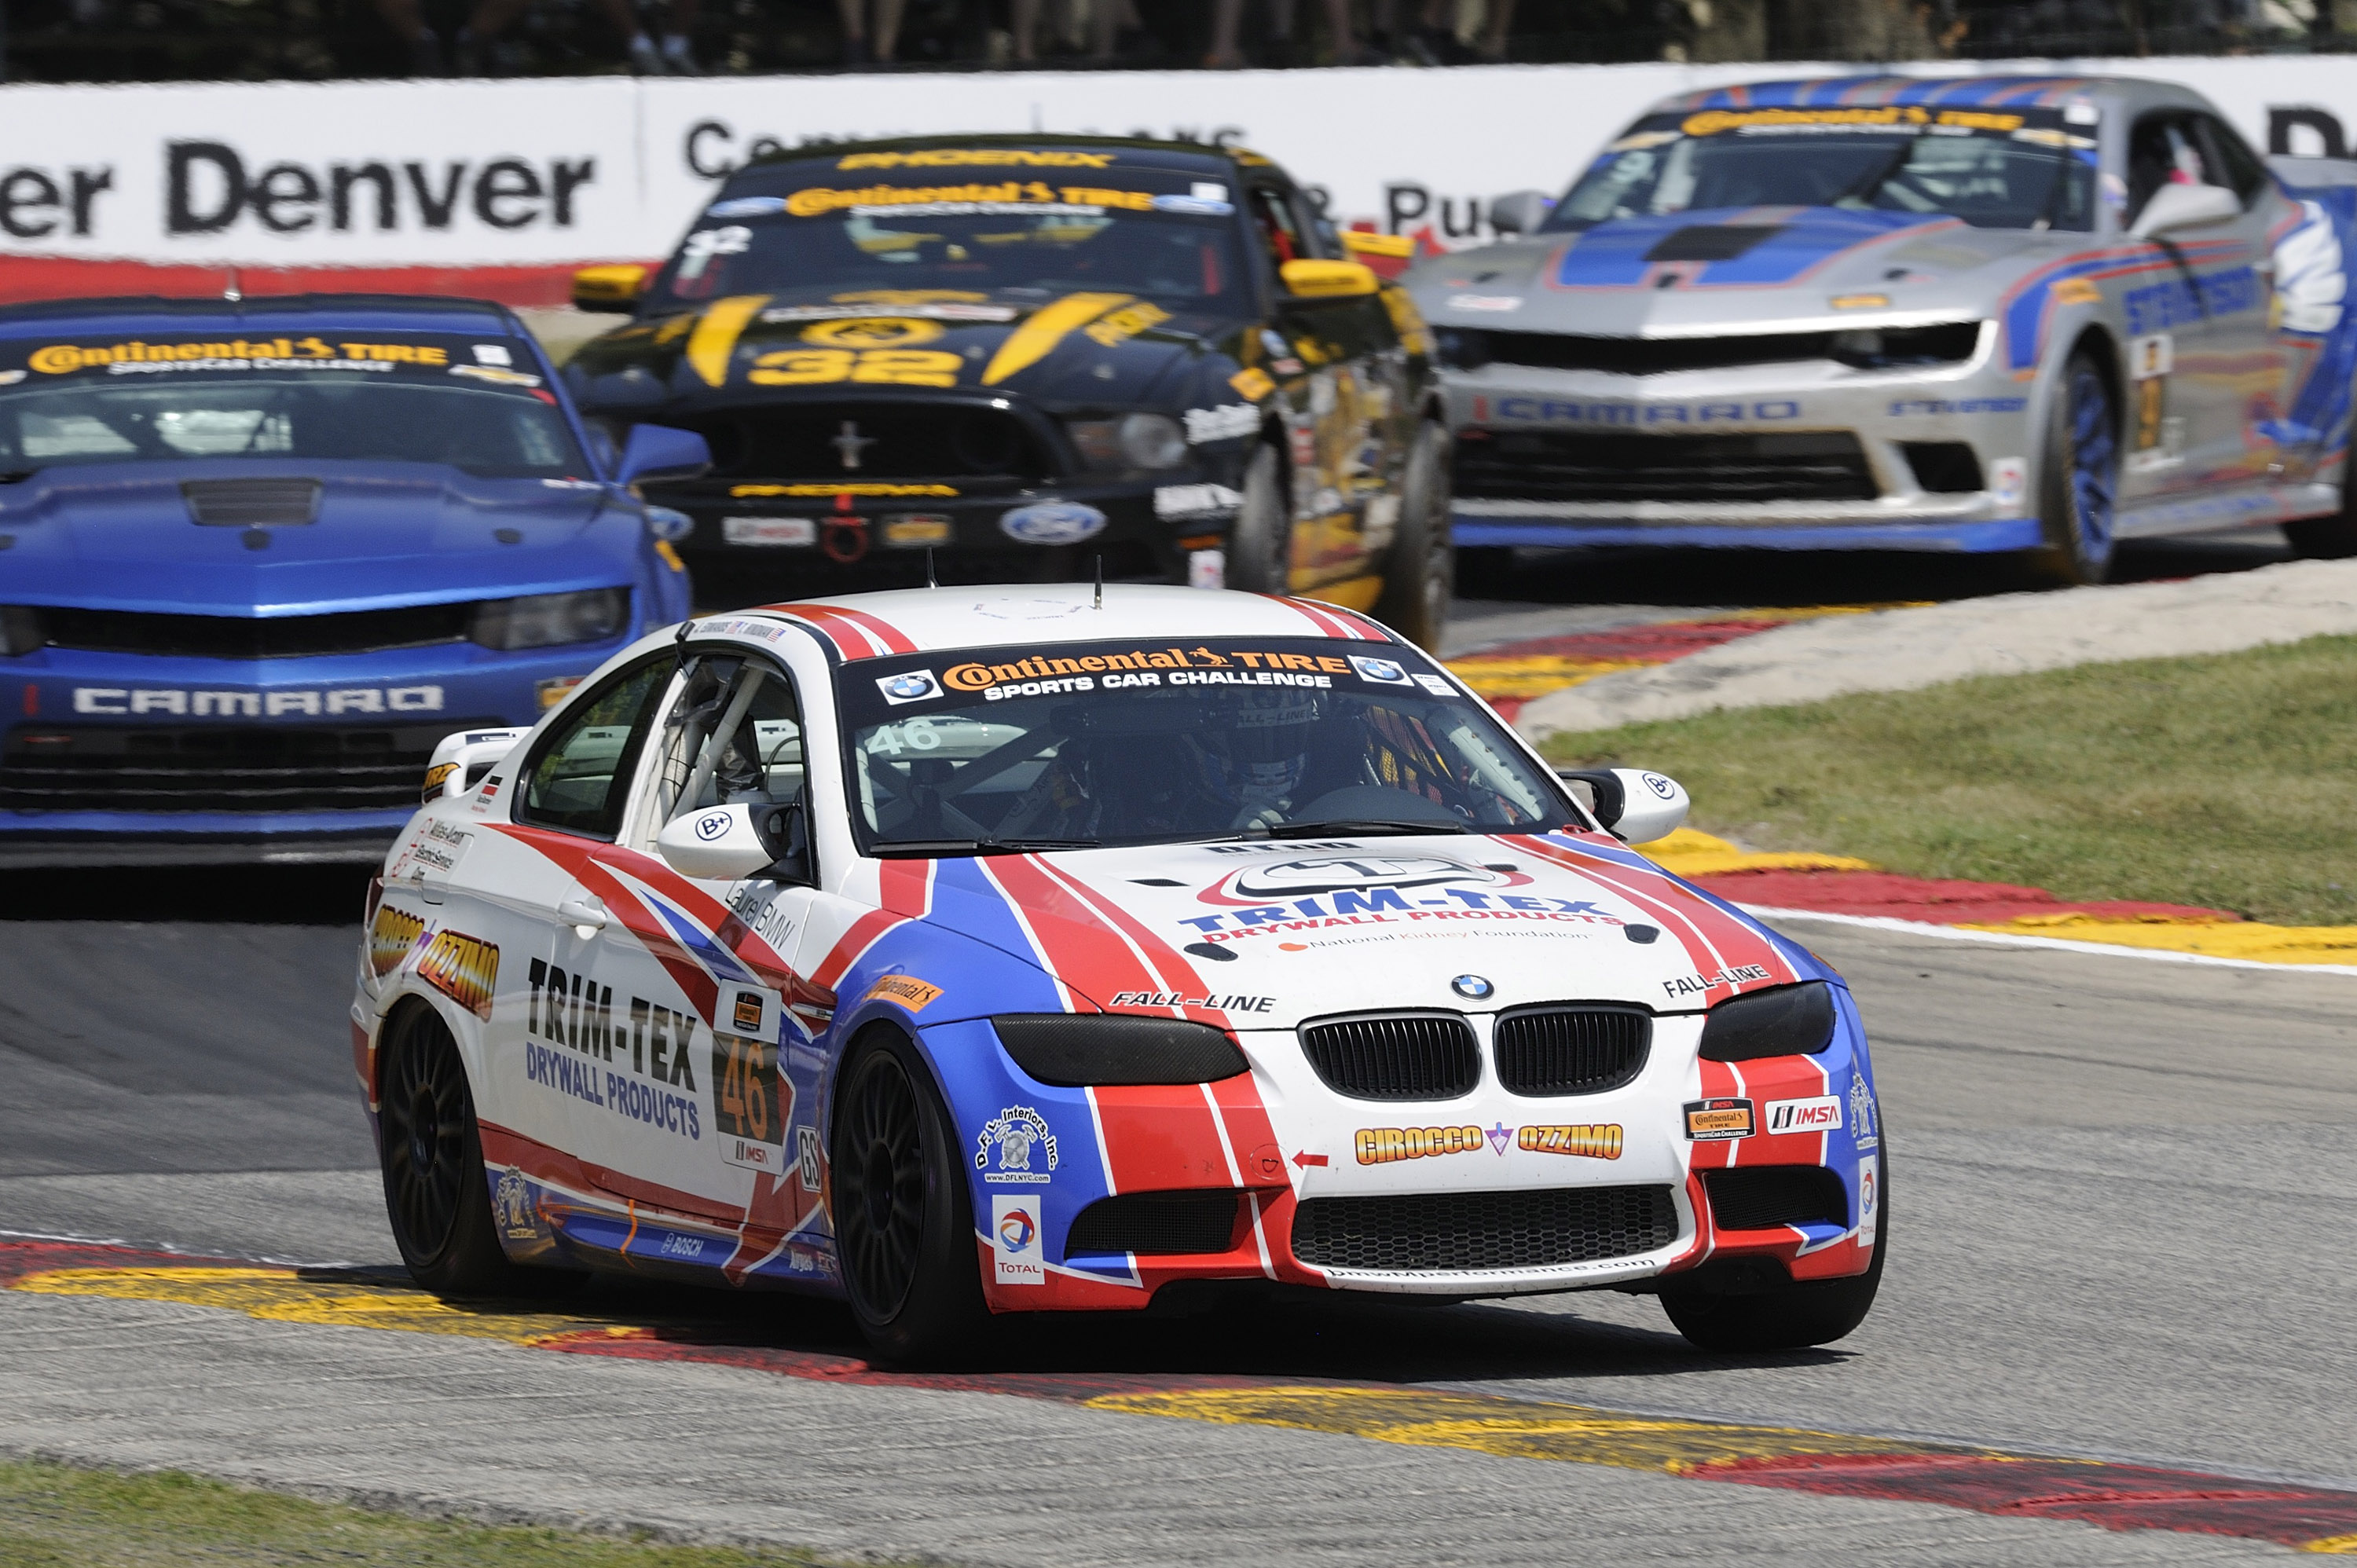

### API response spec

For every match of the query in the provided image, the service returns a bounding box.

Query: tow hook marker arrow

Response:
[1292,1151,1328,1168]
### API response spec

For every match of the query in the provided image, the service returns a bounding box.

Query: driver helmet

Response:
[1188,687,1322,807]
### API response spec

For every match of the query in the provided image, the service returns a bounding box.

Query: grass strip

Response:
[0,1456,906,1568]
[1542,632,2357,926]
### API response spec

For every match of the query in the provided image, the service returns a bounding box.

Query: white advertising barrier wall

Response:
[5,55,2357,280]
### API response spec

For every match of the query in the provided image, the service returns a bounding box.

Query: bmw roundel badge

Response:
[1451,974,1494,1000]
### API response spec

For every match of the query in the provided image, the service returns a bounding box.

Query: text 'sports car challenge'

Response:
[563,136,1456,646]
[357,584,1883,1362]
[1413,75,2357,583]
[0,295,709,865]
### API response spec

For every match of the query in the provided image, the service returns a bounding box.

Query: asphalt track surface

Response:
[4,849,2355,1566]
[2,531,2342,1565]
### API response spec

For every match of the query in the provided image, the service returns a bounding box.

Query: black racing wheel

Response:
[1222,442,1291,595]
[378,1006,543,1297]
[1662,1141,1888,1354]
[1373,419,1454,651]
[831,1030,989,1364]
[2029,349,2121,586]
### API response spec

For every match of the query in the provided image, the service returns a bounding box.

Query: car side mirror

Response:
[1281,258,1380,299]
[615,423,711,486]
[572,263,647,312]
[423,726,530,803]
[1556,766,1690,844]
[2130,181,2242,240]
[1488,190,1554,237]
[655,801,809,883]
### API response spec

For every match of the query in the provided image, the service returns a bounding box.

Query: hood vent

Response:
[1643,225,1783,263]
[182,478,322,526]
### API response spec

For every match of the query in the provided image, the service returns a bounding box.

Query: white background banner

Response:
[6,56,2357,271]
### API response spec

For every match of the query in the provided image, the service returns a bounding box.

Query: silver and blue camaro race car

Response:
[1412,75,2357,582]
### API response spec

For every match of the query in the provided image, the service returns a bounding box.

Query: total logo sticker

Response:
[992,1193,1045,1284]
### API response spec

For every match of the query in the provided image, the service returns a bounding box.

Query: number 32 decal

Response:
[749,349,963,387]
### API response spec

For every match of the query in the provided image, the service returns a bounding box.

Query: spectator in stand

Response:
[376,0,702,74]
[838,0,905,63]
[1206,0,1387,65]
[1010,0,1141,62]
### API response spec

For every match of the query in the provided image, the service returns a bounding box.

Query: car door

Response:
[474,652,676,1184]
[2120,108,2279,492]
[1248,176,1406,596]
[625,646,830,1258]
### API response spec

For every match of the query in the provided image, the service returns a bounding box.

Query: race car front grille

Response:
[0,718,494,814]
[1450,323,1980,376]
[1299,1013,1480,1101]
[37,603,476,659]
[1065,1190,1242,1255]
[1455,430,1879,504]
[1494,1006,1651,1096]
[1703,1166,1850,1232]
[666,401,1054,482]
[1292,1185,1677,1273]
[1479,329,1834,376]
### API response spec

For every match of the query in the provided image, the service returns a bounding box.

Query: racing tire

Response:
[2028,350,2121,587]
[2284,507,2357,559]
[1222,441,1292,595]
[831,1030,990,1365]
[1661,1145,1887,1354]
[1373,419,1454,650]
[378,1006,544,1298]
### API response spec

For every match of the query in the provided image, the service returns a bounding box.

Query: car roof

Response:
[1649,73,2179,114]
[739,131,1247,181]
[715,584,1397,661]
[0,293,522,341]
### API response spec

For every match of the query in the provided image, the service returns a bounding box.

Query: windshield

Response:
[1549,105,2098,233]
[651,148,1248,308]
[838,637,1575,852]
[0,331,588,478]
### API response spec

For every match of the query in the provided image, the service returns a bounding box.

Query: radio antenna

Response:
[1092,553,1102,610]
[925,547,938,588]
[223,267,242,303]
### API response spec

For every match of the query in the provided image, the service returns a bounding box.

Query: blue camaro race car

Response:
[0,295,708,865]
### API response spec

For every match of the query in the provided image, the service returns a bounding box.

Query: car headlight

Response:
[0,606,45,657]
[1435,328,1492,370]
[1830,322,1981,370]
[1697,981,1836,1061]
[1065,412,1189,471]
[993,1013,1248,1086]
[470,588,630,651]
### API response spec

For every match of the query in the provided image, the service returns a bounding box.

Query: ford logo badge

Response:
[1450,974,1494,1000]
[999,500,1108,545]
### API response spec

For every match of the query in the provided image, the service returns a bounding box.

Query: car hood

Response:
[1411,207,2072,335]
[909,832,1819,1030]
[568,284,1253,413]
[0,461,634,616]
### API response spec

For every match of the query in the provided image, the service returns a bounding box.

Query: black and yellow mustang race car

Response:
[563,134,1453,647]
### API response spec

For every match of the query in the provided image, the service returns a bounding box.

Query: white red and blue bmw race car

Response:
[356,585,1882,1358]
[1414,74,2357,583]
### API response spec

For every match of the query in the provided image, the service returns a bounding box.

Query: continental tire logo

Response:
[418,930,499,1021]
[1517,1123,1622,1160]
[369,904,425,978]
[1355,1125,1483,1165]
